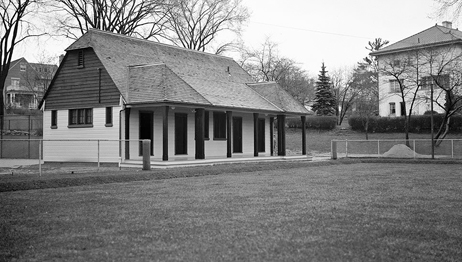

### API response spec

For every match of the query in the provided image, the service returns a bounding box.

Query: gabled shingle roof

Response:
[65,29,309,115]
[371,25,462,56]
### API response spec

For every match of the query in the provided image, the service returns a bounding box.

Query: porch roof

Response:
[66,29,310,115]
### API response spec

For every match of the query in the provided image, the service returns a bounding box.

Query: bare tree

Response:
[240,39,295,82]
[331,67,359,125]
[51,0,169,39]
[379,51,425,146]
[162,0,249,53]
[435,0,462,20]
[239,38,315,106]
[352,63,379,139]
[421,45,462,145]
[1,0,44,120]
[277,65,315,106]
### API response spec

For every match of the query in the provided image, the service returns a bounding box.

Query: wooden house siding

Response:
[44,48,120,110]
[43,107,121,162]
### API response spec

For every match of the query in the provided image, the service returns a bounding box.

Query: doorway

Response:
[258,118,265,152]
[139,111,153,155]
[175,113,188,155]
[233,117,242,153]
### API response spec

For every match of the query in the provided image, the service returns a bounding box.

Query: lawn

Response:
[1,162,461,261]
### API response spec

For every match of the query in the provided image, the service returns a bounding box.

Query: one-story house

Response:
[40,29,310,165]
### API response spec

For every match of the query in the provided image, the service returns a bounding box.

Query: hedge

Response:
[348,115,462,133]
[287,116,337,130]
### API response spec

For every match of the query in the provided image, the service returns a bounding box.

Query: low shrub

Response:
[287,116,337,130]
[349,114,462,133]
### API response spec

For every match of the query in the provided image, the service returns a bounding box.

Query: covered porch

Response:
[120,104,309,164]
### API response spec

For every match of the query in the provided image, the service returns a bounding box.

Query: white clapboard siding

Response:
[43,107,121,162]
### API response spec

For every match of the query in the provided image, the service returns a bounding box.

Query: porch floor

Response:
[121,155,314,169]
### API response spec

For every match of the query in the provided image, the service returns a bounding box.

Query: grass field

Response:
[1,162,461,261]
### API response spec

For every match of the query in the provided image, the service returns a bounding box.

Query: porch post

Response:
[277,114,286,156]
[301,115,307,155]
[227,111,232,158]
[270,117,274,156]
[162,106,169,161]
[253,113,259,157]
[195,108,205,159]
[124,108,130,159]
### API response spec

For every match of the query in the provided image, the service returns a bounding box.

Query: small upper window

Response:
[389,79,402,93]
[77,50,84,68]
[20,63,26,71]
[51,110,57,129]
[105,107,113,127]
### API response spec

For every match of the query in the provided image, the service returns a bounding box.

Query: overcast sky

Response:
[13,0,451,77]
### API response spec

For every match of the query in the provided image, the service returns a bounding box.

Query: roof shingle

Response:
[66,29,309,114]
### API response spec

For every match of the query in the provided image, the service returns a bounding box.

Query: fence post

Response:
[28,115,31,159]
[345,139,348,158]
[331,140,337,160]
[39,139,42,177]
[378,140,380,157]
[413,140,416,159]
[452,139,454,158]
[142,139,151,170]
[97,140,100,171]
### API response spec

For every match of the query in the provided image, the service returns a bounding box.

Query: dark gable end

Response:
[43,48,120,110]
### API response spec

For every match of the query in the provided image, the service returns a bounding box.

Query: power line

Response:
[250,21,373,40]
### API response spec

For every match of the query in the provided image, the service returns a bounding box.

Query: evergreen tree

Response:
[312,63,336,115]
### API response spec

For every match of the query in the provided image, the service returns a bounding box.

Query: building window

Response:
[421,75,449,90]
[213,112,226,139]
[389,79,401,93]
[105,107,113,127]
[11,78,20,88]
[69,108,93,127]
[389,103,396,115]
[20,63,26,71]
[51,110,57,129]
[204,111,209,139]
[77,50,84,68]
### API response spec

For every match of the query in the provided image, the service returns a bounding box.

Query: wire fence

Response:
[0,139,153,176]
[332,139,462,159]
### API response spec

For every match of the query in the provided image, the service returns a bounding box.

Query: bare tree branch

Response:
[51,0,169,40]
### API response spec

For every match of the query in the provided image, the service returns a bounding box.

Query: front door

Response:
[175,113,188,155]
[233,117,242,153]
[139,111,153,155]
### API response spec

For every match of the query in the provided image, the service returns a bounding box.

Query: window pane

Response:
[106,107,112,125]
[86,108,92,124]
[51,110,57,127]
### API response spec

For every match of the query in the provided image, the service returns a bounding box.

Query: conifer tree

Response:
[312,62,336,115]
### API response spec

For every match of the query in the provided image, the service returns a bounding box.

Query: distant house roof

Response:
[65,29,309,115]
[371,24,462,56]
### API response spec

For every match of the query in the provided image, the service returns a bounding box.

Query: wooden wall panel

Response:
[45,48,121,110]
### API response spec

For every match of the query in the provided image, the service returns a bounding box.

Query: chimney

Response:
[442,21,453,29]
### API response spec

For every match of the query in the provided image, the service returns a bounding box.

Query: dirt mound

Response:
[383,144,418,158]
